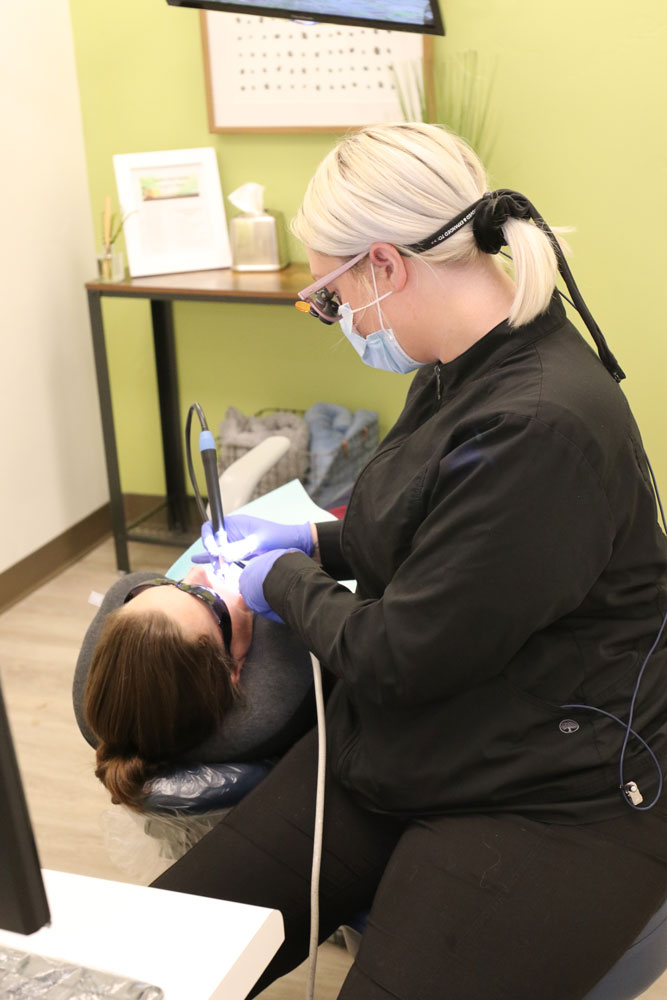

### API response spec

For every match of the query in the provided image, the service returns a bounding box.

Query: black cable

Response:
[185,403,210,524]
[559,445,667,812]
[517,197,626,382]
[499,250,578,315]
[441,190,626,382]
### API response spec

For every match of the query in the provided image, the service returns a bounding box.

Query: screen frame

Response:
[167,0,445,36]
[0,676,50,936]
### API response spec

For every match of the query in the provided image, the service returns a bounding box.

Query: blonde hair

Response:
[292,122,562,328]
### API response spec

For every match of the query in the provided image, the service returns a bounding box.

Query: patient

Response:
[73,566,317,811]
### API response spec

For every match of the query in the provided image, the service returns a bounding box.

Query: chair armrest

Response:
[206,435,292,516]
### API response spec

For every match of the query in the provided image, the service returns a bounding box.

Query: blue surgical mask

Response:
[338,265,422,375]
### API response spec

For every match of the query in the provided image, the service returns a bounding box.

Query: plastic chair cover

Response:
[100,761,275,882]
[143,760,275,815]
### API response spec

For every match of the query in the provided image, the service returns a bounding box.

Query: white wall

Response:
[0,1,108,574]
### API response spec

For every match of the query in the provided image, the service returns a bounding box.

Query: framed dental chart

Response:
[200,10,435,133]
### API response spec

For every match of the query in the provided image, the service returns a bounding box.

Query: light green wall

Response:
[70,0,666,495]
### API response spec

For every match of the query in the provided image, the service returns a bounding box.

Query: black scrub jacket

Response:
[266,294,667,823]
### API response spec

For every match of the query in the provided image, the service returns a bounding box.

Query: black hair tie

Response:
[472,189,533,255]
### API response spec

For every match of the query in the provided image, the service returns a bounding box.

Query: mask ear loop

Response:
[368,260,394,330]
[346,284,392,318]
[370,262,384,329]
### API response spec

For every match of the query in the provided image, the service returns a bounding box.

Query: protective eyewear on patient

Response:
[124,577,233,650]
[295,250,368,324]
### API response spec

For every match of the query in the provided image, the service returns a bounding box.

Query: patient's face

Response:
[121,567,254,680]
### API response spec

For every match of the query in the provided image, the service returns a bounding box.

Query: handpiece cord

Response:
[188,400,327,992]
[306,652,327,1000]
[186,401,227,551]
[185,403,210,523]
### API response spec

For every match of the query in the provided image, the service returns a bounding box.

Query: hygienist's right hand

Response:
[217,514,314,563]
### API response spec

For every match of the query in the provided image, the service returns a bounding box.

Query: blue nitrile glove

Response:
[194,514,313,566]
[191,520,224,570]
[238,549,294,623]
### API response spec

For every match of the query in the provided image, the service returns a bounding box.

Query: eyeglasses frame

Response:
[124,577,233,651]
[296,250,368,323]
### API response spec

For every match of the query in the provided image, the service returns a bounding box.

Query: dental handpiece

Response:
[199,428,225,575]
[199,429,224,539]
[199,429,245,572]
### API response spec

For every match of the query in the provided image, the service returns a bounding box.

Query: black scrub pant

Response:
[151,729,667,1000]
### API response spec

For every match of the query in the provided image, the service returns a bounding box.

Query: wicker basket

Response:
[218,407,378,509]
[217,407,308,502]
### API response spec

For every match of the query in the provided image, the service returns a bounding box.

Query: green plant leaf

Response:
[393,49,497,164]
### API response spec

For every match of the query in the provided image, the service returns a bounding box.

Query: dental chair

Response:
[208,434,291,515]
[102,760,276,882]
[585,899,667,1000]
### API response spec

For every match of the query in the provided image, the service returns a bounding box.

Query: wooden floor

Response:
[0,536,352,999]
[3,535,667,999]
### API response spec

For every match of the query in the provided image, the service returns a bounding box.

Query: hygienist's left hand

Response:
[239,549,293,623]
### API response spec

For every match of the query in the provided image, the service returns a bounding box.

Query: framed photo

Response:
[113,147,232,277]
[201,12,433,133]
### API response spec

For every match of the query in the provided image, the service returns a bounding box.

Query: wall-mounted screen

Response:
[167,0,445,35]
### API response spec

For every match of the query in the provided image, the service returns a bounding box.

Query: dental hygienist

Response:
[153,123,667,1000]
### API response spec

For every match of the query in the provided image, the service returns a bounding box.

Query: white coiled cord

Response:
[305,652,327,1000]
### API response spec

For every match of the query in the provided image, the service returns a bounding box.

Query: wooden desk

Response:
[86,265,311,572]
[0,869,284,1000]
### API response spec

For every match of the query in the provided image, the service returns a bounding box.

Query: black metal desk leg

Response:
[87,290,130,572]
[151,300,189,532]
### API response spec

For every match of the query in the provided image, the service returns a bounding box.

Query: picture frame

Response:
[201,11,434,133]
[113,147,232,277]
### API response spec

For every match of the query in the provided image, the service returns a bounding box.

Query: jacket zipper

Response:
[434,362,442,401]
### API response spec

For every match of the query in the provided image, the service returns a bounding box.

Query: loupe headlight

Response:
[295,288,341,325]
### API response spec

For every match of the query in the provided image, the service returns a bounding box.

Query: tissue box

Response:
[229,209,289,272]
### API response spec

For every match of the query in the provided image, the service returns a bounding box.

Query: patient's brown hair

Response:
[84,607,238,810]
